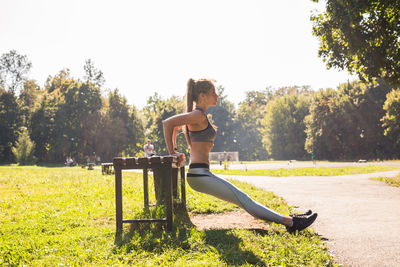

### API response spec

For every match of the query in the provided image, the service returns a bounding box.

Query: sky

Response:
[0,0,356,109]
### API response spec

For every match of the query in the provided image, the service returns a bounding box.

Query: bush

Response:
[11,127,37,165]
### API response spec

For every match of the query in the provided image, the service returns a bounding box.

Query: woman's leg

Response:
[187,167,284,224]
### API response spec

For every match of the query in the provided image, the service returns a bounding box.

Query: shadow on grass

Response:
[202,229,268,266]
[114,204,279,265]
[36,163,66,167]
[0,163,65,167]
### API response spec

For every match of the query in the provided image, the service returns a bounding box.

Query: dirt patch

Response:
[190,210,269,231]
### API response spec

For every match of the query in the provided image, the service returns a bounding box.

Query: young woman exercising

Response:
[162,78,317,233]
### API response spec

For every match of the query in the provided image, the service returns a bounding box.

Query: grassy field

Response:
[0,166,336,266]
[212,166,400,176]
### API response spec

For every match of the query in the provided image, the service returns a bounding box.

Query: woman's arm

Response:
[162,111,203,155]
[172,126,180,151]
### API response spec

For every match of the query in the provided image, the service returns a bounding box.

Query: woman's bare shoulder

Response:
[163,109,204,126]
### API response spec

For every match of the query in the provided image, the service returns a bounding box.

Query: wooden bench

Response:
[113,156,186,232]
[101,162,114,175]
[88,163,95,170]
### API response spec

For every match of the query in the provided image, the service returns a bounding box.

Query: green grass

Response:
[212,166,400,176]
[371,175,400,188]
[0,166,336,266]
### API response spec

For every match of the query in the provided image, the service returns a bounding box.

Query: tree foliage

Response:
[1,49,400,163]
[311,0,400,86]
[143,93,185,156]
[83,59,105,87]
[102,89,145,159]
[12,127,37,165]
[18,80,43,125]
[235,90,271,160]
[29,68,144,163]
[262,88,311,160]
[0,50,32,93]
[305,80,394,160]
[0,89,22,162]
[207,86,238,154]
[382,89,400,155]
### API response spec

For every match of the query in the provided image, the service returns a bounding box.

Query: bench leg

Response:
[180,166,186,208]
[172,168,178,199]
[143,168,149,208]
[115,168,123,232]
[165,166,173,231]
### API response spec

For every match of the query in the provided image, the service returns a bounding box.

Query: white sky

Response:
[0,0,356,109]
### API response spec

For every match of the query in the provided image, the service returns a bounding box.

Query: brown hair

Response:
[184,78,215,146]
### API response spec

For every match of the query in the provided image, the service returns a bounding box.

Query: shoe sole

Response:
[287,213,318,234]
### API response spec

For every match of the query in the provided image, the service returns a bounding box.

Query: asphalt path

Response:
[220,170,400,267]
[211,161,400,170]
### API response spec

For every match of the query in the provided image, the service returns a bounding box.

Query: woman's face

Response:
[204,87,218,106]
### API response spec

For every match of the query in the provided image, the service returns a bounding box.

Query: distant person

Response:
[163,78,317,233]
[218,153,224,165]
[65,156,74,167]
[143,139,155,157]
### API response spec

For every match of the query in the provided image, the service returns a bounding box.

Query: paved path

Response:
[221,171,400,267]
[211,161,400,170]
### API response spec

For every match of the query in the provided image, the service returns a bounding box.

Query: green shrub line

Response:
[212,166,400,177]
[0,166,337,266]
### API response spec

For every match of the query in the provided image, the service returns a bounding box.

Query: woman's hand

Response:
[172,151,185,166]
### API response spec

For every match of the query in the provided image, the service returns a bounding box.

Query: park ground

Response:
[1,162,400,266]
[213,161,400,267]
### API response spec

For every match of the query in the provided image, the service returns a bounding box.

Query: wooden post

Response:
[150,157,164,205]
[172,168,178,199]
[164,165,173,231]
[115,167,123,232]
[180,166,186,207]
[143,167,149,208]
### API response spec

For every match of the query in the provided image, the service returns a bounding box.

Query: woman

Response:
[162,78,317,233]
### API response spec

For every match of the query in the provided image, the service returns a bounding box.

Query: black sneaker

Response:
[286,213,318,234]
[289,210,312,218]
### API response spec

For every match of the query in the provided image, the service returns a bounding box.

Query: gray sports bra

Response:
[188,108,216,143]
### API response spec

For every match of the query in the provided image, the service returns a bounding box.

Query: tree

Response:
[235,90,270,160]
[311,0,400,86]
[207,86,237,154]
[36,72,104,162]
[0,50,32,93]
[305,80,394,160]
[99,89,145,161]
[381,89,400,156]
[44,69,72,94]
[12,127,37,165]
[305,89,335,160]
[18,80,43,125]
[0,89,22,162]
[83,59,105,87]
[143,93,185,156]
[262,90,311,160]
[55,81,103,162]
[30,95,58,161]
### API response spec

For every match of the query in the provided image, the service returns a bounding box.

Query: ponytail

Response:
[184,78,195,146]
[186,78,195,113]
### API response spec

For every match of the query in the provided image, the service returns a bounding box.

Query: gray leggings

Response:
[187,166,283,224]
